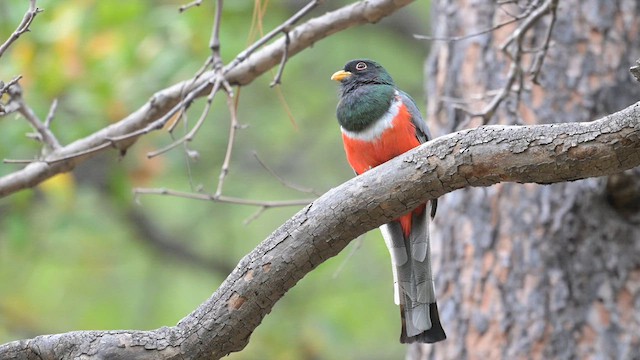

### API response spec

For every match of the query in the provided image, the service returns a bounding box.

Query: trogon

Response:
[331,59,446,343]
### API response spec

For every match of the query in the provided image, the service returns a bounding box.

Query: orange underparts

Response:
[342,102,424,237]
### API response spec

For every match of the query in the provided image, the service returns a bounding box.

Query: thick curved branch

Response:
[1,100,639,360]
[0,0,415,198]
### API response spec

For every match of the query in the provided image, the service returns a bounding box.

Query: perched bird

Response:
[331,59,446,343]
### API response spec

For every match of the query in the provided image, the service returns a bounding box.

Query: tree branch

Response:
[0,0,41,59]
[0,0,415,198]
[1,100,639,360]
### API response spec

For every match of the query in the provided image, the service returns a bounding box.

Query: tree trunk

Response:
[413,0,640,359]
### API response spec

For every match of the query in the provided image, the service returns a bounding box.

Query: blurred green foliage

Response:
[0,0,430,358]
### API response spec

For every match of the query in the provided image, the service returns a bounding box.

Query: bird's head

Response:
[331,59,395,90]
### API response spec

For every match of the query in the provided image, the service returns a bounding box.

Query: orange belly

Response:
[341,102,424,236]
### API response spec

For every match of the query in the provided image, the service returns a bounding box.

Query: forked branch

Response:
[0,0,416,198]
[0,0,42,59]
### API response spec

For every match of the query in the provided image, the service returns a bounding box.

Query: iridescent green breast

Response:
[336,84,395,132]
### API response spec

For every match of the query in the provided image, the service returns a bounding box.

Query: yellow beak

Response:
[331,70,352,82]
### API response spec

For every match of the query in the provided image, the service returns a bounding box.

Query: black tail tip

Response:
[400,303,447,344]
[400,326,447,344]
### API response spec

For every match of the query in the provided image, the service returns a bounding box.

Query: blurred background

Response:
[0,1,431,358]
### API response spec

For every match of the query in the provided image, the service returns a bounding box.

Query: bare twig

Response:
[243,206,267,225]
[253,151,320,195]
[0,76,23,116]
[44,99,58,129]
[270,29,290,87]
[3,141,114,165]
[133,187,313,207]
[0,0,42,59]
[210,0,224,65]
[148,0,233,159]
[5,0,316,164]
[227,0,320,70]
[107,0,231,151]
[456,0,556,124]
[0,0,417,198]
[470,54,522,122]
[43,141,115,164]
[2,158,35,164]
[5,83,61,150]
[529,0,558,84]
[414,16,523,42]
[179,0,202,13]
[205,0,229,91]
[0,75,23,97]
[167,57,214,137]
[214,95,240,197]
[146,79,224,158]
[496,0,525,18]
[332,235,364,279]
[149,0,246,197]
[106,79,212,144]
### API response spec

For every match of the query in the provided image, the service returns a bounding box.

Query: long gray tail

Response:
[380,201,446,343]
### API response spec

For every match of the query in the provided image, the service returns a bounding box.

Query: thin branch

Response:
[456,0,556,124]
[414,16,524,42]
[41,141,115,164]
[270,29,290,87]
[43,99,58,129]
[0,0,42,59]
[0,0,418,198]
[226,0,320,71]
[106,79,212,144]
[0,75,22,98]
[133,187,313,207]
[3,158,36,164]
[2,0,318,161]
[470,54,522,122]
[529,0,558,84]
[496,0,525,19]
[6,83,61,150]
[148,0,231,159]
[0,75,23,116]
[253,151,320,195]
[332,235,364,279]
[57,0,233,162]
[146,79,224,158]
[214,94,240,197]
[167,57,214,136]
[210,0,224,65]
[243,206,266,225]
[179,0,202,13]
[5,137,113,164]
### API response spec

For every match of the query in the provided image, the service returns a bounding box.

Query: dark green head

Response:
[331,59,395,92]
[331,59,396,132]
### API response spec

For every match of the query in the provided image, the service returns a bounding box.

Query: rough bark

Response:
[412,0,640,359]
[1,100,639,359]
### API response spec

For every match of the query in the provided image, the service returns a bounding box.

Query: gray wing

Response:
[398,90,433,144]
[398,90,437,218]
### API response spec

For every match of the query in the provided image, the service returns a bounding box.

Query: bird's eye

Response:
[355,62,367,71]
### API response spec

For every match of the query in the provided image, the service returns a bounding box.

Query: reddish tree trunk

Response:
[413,0,640,358]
